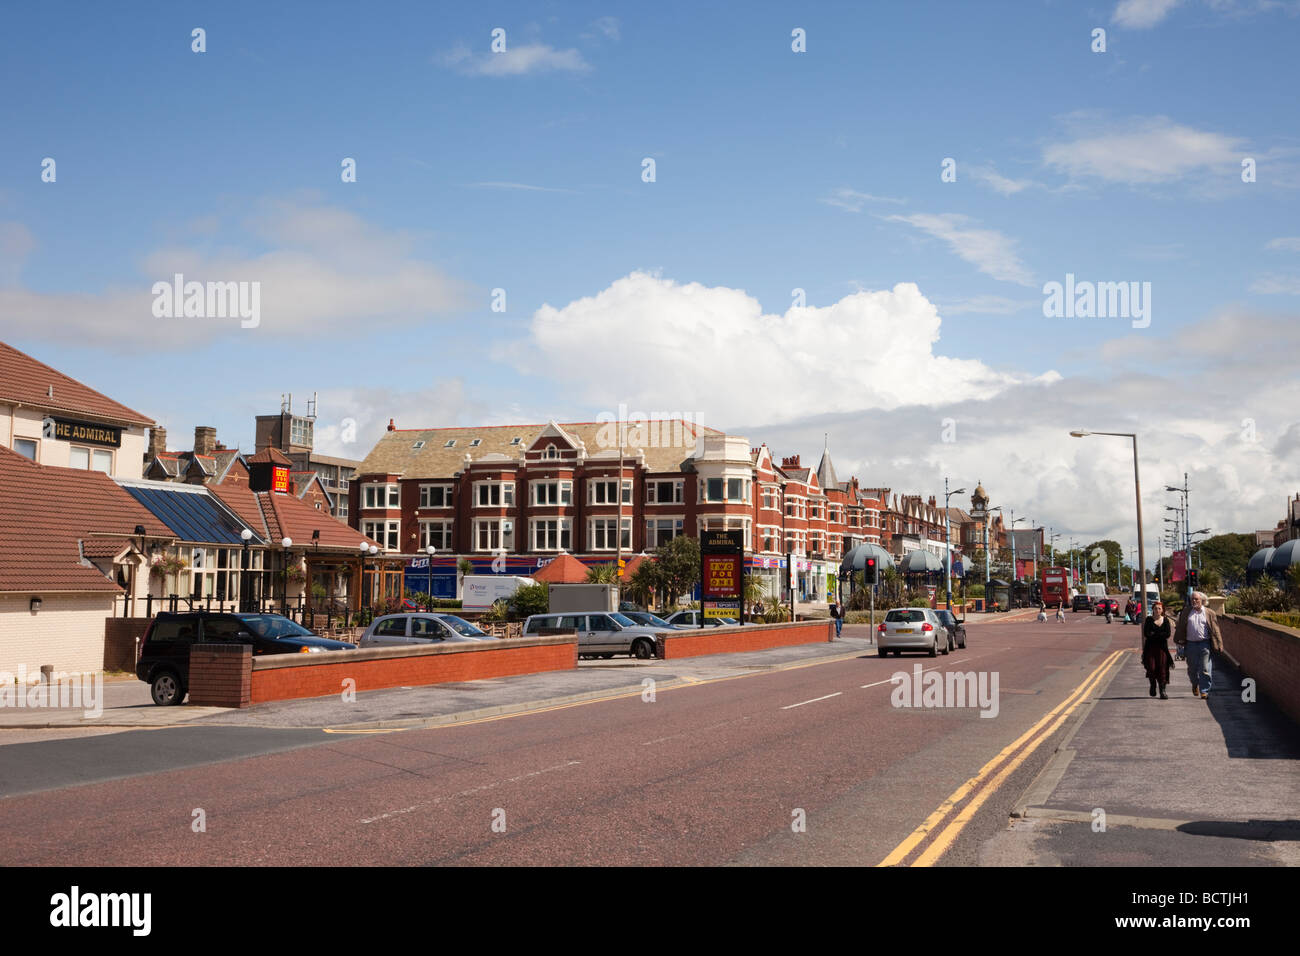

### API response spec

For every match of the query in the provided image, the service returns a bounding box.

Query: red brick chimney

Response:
[781,454,801,469]
[148,426,168,458]
[387,418,395,431]
[194,426,217,456]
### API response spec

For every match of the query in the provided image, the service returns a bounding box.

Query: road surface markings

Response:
[359,759,581,824]
[781,692,842,710]
[877,649,1125,867]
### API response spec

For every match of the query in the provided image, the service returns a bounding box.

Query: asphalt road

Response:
[0,611,1154,866]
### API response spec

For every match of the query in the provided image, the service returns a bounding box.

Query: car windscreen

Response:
[935,611,953,624]
[437,615,489,637]
[609,612,637,628]
[236,614,315,640]
[885,610,927,623]
[639,614,673,627]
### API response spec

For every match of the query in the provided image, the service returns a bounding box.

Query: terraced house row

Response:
[347,419,1005,601]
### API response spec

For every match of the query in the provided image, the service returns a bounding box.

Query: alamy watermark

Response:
[890,664,999,718]
[151,273,260,328]
[594,404,706,453]
[1042,274,1150,329]
[1,665,102,718]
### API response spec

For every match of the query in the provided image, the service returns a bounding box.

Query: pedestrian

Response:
[1142,600,1173,700]
[829,601,843,639]
[1174,590,1222,700]
[1055,602,1065,622]
[1037,602,1047,623]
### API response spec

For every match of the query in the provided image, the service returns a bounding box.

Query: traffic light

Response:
[1187,568,1198,591]
[865,557,877,585]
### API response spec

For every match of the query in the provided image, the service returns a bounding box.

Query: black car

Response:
[136,611,355,705]
[933,609,967,650]
[1071,594,1092,612]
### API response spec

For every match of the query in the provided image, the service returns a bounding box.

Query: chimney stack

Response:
[148,426,168,459]
[194,426,217,456]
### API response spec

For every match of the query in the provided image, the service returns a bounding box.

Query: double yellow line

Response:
[877,649,1125,867]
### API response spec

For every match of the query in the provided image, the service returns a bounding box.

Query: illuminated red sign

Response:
[272,466,290,493]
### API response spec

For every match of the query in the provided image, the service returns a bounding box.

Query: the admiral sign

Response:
[42,416,122,449]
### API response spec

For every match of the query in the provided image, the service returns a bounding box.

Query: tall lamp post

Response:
[280,537,293,616]
[942,478,966,611]
[1071,430,1148,619]
[240,528,253,613]
[1009,513,1028,606]
[425,544,436,602]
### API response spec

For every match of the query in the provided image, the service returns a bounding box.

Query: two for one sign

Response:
[700,530,744,623]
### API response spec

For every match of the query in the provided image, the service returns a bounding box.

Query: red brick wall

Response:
[1219,614,1300,726]
[249,636,577,705]
[103,617,152,672]
[659,620,832,659]
[189,643,252,707]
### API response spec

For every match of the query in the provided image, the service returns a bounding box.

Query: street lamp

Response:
[1009,512,1028,605]
[280,536,293,616]
[942,479,966,611]
[240,528,253,613]
[1070,429,1149,619]
[425,543,436,602]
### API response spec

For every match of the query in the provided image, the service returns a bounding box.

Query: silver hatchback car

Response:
[876,607,949,657]
[359,613,496,648]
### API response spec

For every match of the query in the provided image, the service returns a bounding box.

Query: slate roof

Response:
[210,484,380,553]
[0,340,154,426]
[0,447,170,593]
[357,420,721,479]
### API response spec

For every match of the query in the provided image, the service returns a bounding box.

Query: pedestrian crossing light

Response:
[1187,568,1198,591]
[865,557,877,585]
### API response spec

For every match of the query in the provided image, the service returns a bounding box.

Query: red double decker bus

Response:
[1040,567,1070,608]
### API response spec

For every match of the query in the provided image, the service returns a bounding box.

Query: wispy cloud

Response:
[969,164,1041,195]
[1266,237,1300,252]
[1113,0,1185,28]
[469,181,573,193]
[884,213,1035,287]
[438,42,591,77]
[820,188,905,212]
[584,17,620,41]
[1250,274,1300,294]
[1043,115,1244,186]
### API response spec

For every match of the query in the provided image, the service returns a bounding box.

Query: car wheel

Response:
[928,638,938,658]
[959,637,967,648]
[941,637,950,655]
[600,653,614,659]
[632,639,655,660]
[893,650,901,657]
[150,670,184,706]
[878,647,887,657]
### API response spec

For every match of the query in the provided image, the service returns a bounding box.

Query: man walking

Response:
[829,601,843,639]
[1174,590,1223,700]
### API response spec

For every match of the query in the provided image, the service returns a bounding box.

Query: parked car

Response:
[359,612,496,648]
[622,611,687,630]
[877,607,948,657]
[1071,594,1093,612]
[136,611,355,706]
[522,611,662,659]
[662,610,739,628]
[933,609,967,650]
[1095,598,1120,617]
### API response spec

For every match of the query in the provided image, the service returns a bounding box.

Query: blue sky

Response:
[3,0,1299,556]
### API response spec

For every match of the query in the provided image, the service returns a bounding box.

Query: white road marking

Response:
[359,759,580,824]
[781,692,842,710]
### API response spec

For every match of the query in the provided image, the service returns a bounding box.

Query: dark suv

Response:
[136,612,355,705]
[1071,594,1092,612]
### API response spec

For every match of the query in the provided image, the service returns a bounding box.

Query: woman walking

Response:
[1142,600,1173,700]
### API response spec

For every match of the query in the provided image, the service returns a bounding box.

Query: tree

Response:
[1194,533,1255,587]
[508,583,550,619]
[1084,540,1122,586]
[585,563,618,584]
[655,535,701,606]
[625,561,664,608]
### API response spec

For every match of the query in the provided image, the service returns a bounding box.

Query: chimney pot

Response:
[387,418,395,432]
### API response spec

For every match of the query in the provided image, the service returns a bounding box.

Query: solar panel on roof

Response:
[125,487,251,544]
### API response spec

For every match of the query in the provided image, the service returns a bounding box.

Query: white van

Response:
[1085,583,1107,606]
[1131,583,1161,607]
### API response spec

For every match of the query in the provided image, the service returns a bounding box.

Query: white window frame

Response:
[589,518,632,551]
[13,437,38,461]
[363,482,399,510]
[588,478,631,505]
[419,484,452,509]
[474,480,515,508]
[646,479,684,504]
[530,518,571,552]
[419,520,453,550]
[532,480,573,506]
[474,519,513,552]
[645,517,685,549]
[363,520,399,551]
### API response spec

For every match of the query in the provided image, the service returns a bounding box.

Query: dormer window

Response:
[510,437,522,445]
[470,439,482,447]
[546,445,557,460]
[444,439,456,448]
[413,441,425,450]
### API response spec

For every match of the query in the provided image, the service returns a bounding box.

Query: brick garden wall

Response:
[659,620,832,659]
[1218,614,1300,726]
